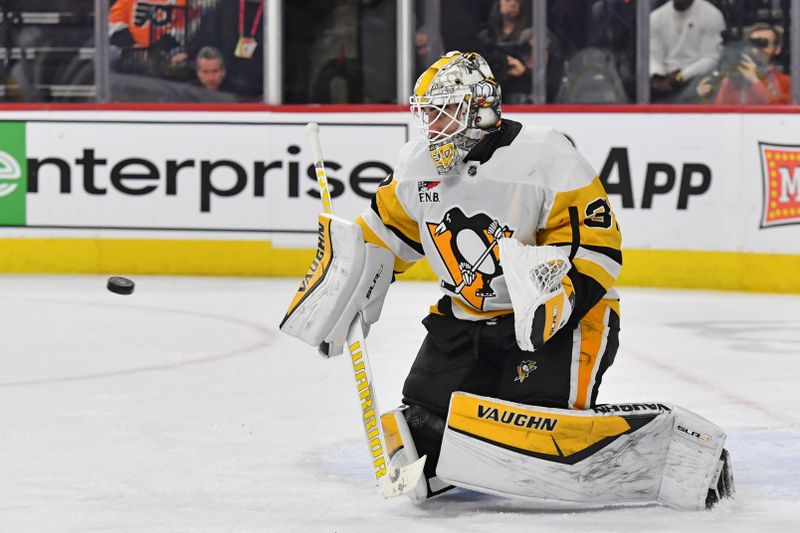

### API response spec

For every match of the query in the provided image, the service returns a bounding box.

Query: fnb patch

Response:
[417,180,440,203]
[760,142,800,228]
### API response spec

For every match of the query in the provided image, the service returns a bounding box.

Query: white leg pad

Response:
[657,406,726,509]
[436,393,727,510]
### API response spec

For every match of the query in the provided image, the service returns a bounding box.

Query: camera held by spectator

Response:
[697,23,791,105]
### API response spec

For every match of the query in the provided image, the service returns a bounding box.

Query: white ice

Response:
[0,275,798,533]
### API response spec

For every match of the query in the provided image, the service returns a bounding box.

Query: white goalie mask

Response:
[410,51,502,175]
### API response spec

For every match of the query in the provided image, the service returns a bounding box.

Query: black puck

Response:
[107,276,135,295]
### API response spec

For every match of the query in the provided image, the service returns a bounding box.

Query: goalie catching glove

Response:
[499,238,575,352]
[280,213,394,357]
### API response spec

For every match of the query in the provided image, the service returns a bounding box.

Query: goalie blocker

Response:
[280,213,394,356]
[425,392,735,510]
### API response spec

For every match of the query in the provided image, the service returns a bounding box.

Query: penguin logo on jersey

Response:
[426,207,512,311]
[515,360,538,383]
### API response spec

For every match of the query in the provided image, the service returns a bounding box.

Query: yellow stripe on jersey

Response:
[373,178,423,250]
[538,176,622,290]
[538,176,622,252]
[356,215,418,275]
[573,257,616,291]
[447,392,631,458]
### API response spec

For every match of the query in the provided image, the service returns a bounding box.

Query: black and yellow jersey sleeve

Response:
[356,175,425,276]
[537,175,622,323]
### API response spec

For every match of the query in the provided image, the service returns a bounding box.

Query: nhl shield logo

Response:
[759,142,800,228]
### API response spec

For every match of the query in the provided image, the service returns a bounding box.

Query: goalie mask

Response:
[410,51,502,175]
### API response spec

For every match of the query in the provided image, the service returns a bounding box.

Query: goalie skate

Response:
[706,448,735,508]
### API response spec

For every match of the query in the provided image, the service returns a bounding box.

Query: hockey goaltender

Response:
[281,51,733,510]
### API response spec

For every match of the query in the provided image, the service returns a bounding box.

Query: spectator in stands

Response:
[697,23,791,104]
[109,0,191,79]
[650,0,726,102]
[194,46,232,93]
[477,0,534,103]
[190,0,264,101]
[587,0,637,101]
[415,26,431,75]
[415,25,444,77]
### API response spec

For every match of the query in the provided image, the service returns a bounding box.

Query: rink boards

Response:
[0,107,799,292]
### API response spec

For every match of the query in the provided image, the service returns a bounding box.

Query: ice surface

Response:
[0,275,798,532]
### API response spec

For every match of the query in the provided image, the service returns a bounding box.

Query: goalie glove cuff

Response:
[527,275,574,350]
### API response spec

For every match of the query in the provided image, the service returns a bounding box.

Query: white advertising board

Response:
[738,114,800,254]
[520,113,745,252]
[1,115,408,248]
[1,110,799,256]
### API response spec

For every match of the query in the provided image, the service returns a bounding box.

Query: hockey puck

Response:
[107,276,135,295]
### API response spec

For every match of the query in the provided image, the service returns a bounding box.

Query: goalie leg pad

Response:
[436,392,730,510]
[280,213,394,354]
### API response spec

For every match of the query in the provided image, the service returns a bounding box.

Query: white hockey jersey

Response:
[356,120,622,323]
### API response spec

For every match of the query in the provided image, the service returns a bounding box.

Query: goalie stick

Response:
[305,122,426,498]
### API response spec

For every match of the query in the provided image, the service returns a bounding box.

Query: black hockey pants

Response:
[401,308,620,490]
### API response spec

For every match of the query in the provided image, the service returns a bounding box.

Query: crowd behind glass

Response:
[0,0,794,105]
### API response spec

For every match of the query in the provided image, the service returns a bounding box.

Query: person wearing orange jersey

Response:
[109,0,189,70]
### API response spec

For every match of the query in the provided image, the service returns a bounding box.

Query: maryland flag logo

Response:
[760,142,800,228]
[427,207,512,311]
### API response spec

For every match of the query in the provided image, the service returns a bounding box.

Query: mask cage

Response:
[410,89,472,145]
